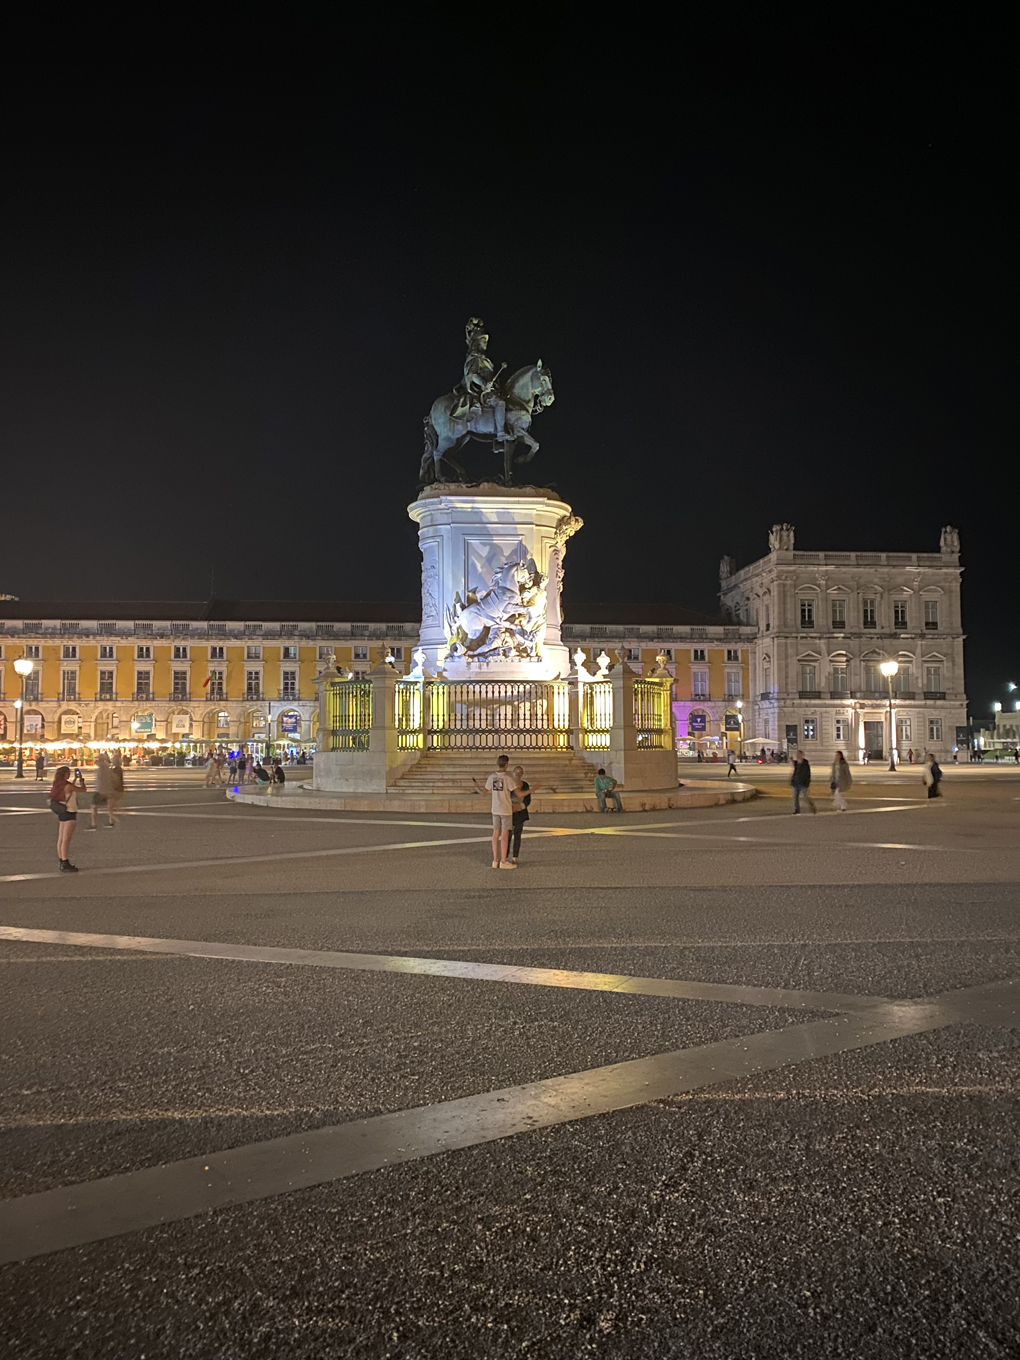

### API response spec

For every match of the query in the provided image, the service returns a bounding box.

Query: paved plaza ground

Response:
[1,761,1018,1358]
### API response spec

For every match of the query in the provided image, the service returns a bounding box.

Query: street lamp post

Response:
[880,660,899,772]
[735,699,744,759]
[13,658,35,778]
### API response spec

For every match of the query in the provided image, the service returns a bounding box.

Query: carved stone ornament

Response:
[421,561,439,622]
[719,554,736,581]
[573,647,596,681]
[940,525,960,554]
[445,553,549,663]
[553,513,584,550]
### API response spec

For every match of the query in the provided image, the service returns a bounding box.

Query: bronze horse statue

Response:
[420,361,554,485]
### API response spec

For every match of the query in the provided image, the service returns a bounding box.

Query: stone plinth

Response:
[228,780,757,814]
[407,484,581,681]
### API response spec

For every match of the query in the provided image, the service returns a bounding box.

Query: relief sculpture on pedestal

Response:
[445,555,548,662]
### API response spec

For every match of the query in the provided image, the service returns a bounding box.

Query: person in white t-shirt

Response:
[473,754,516,869]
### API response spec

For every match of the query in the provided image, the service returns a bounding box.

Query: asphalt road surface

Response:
[1,764,1018,1358]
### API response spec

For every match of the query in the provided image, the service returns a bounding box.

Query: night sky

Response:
[1,15,1014,714]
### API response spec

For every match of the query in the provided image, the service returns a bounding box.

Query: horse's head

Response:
[505,361,555,410]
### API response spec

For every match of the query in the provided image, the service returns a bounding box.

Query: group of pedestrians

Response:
[790,748,943,813]
[47,752,125,872]
[253,759,287,796]
[203,750,307,785]
[474,757,628,868]
[473,756,533,868]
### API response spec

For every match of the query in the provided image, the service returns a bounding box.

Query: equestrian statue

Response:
[420,318,554,485]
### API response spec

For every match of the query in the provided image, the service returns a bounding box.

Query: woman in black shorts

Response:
[49,765,86,872]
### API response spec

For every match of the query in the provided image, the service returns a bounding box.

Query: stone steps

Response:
[392,748,604,793]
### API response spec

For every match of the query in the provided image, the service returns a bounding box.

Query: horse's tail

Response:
[419,416,439,483]
[423,415,438,457]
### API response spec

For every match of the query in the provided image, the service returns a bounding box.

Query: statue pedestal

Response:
[407,483,580,681]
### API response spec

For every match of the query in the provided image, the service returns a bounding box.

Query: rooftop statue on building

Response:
[421,318,555,487]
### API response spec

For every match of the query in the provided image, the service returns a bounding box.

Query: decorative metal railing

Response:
[581,681,613,750]
[395,680,423,750]
[633,679,668,748]
[325,679,372,751]
[426,680,570,750]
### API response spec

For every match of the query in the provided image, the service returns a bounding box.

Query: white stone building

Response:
[718,525,967,763]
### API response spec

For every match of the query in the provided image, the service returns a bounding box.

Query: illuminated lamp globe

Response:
[14,658,34,677]
[879,660,899,678]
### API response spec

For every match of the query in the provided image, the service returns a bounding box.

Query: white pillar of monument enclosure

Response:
[407,482,581,682]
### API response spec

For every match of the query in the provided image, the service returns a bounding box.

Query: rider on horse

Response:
[450,318,509,443]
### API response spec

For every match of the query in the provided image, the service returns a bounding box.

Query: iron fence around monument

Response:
[426,680,570,750]
[581,681,613,750]
[395,680,423,751]
[325,680,371,751]
[634,679,669,748]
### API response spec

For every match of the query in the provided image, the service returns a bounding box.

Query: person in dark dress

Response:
[510,765,533,864]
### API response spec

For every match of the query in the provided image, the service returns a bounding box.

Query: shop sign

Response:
[25,714,43,735]
[785,724,799,747]
[61,713,81,734]
[955,726,970,748]
[133,713,154,734]
[688,712,707,733]
[281,713,300,734]
[171,714,192,733]
[0,713,6,738]
[724,714,742,731]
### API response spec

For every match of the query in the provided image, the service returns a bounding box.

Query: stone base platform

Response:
[226,780,757,815]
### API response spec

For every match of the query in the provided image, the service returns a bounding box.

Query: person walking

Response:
[791,750,816,814]
[594,768,623,813]
[89,753,118,829]
[726,749,737,778]
[245,753,255,784]
[509,765,533,864]
[34,750,46,780]
[108,758,125,822]
[924,752,943,799]
[830,749,852,811]
[472,754,515,869]
[49,765,86,871]
[907,748,914,765]
[227,756,238,783]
